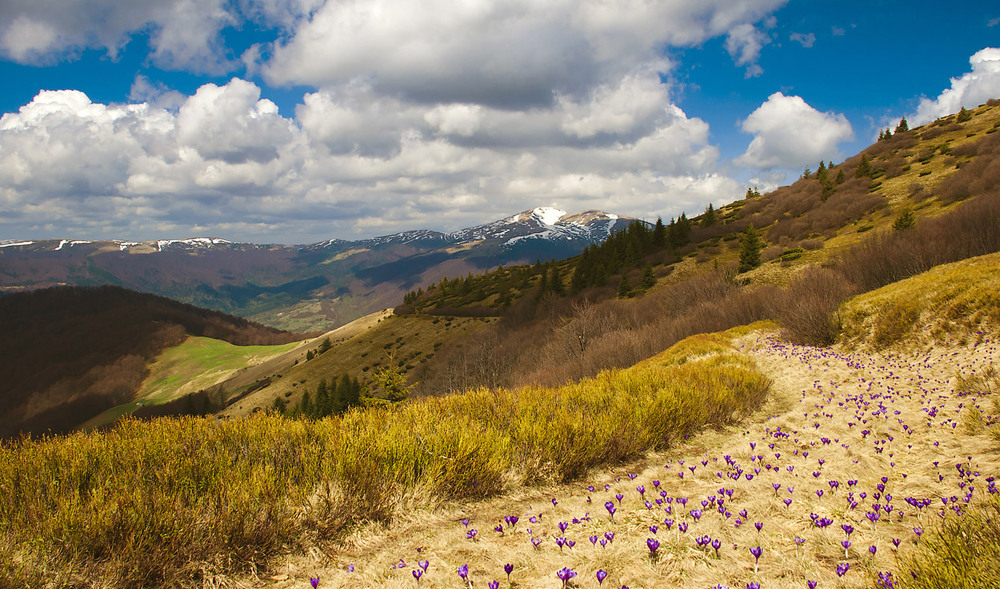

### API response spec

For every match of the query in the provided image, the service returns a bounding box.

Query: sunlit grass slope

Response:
[839,251,1000,350]
[0,330,769,587]
[78,336,302,430]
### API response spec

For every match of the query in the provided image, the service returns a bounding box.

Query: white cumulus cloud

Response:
[736,92,854,170]
[724,19,774,78]
[262,0,787,105]
[912,47,1000,126]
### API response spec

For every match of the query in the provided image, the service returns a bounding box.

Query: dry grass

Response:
[840,252,1000,351]
[0,331,769,588]
[261,329,1000,589]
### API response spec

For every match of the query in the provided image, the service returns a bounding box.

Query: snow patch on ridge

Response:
[532,207,567,226]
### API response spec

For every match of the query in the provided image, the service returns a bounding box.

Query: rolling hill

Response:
[0,208,635,332]
[0,285,305,437]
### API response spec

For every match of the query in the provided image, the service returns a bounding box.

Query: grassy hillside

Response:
[840,252,1000,350]
[0,285,304,438]
[220,312,499,418]
[79,336,303,430]
[0,330,769,587]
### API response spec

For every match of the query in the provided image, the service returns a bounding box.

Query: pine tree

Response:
[550,264,565,295]
[855,154,873,178]
[957,106,972,123]
[702,203,717,226]
[738,223,764,273]
[367,361,411,402]
[835,169,846,184]
[640,265,657,290]
[536,267,548,296]
[305,349,314,361]
[298,390,313,418]
[895,117,909,134]
[878,129,885,141]
[669,214,691,249]
[617,274,632,298]
[652,217,667,247]
[314,378,330,418]
[893,208,915,231]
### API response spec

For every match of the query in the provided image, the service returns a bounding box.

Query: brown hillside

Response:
[0,285,304,437]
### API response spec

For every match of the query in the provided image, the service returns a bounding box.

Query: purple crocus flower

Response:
[647,537,660,557]
[504,563,514,579]
[488,582,499,589]
[596,570,608,585]
[556,567,577,588]
[807,581,817,589]
[412,569,423,582]
[750,546,762,573]
[605,501,617,520]
[836,562,850,577]
[457,564,469,580]
[310,578,319,589]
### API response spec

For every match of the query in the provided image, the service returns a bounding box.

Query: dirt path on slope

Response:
[240,330,1000,589]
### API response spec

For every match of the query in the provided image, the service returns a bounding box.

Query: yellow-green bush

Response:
[0,333,770,587]
[900,496,1000,589]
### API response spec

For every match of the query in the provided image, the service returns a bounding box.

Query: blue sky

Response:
[1,0,998,244]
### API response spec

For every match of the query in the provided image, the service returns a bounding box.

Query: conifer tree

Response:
[315,378,330,417]
[550,264,565,295]
[617,273,632,298]
[855,154,873,178]
[893,208,916,231]
[702,203,717,226]
[957,106,972,123]
[298,390,313,418]
[640,265,657,290]
[669,213,691,249]
[534,267,549,301]
[895,117,909,134]
[652,217,667,247]
[738,223,764,273]
[836,168,846,184]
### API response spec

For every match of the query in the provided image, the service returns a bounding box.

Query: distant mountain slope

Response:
[0,208,636,331]
[0,285,303,437]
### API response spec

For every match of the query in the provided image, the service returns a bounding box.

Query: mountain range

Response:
[0,207,635,331]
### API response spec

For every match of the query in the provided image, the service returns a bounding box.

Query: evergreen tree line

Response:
[571,216,692,292]
[295,374,362,418]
